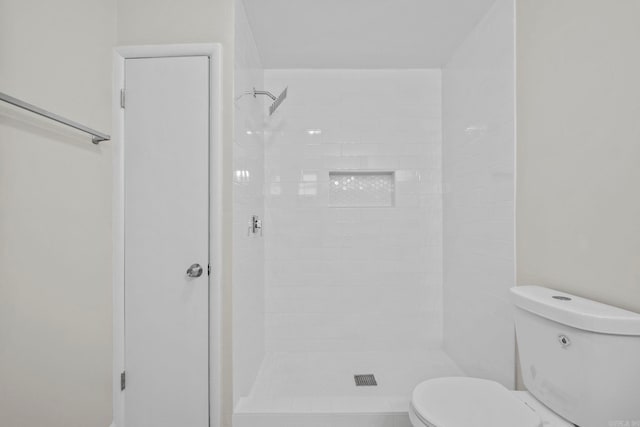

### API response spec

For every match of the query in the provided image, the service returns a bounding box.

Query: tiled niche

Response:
[329,171,395,208]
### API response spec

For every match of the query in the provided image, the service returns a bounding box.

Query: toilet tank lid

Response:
[511,286,640,335]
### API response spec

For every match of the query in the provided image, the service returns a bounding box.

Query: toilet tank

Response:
[511,286,640,427]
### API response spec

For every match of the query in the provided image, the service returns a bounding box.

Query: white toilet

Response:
[409,286,640,427]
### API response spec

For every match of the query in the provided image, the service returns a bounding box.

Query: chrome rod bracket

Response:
[92,136,108,144]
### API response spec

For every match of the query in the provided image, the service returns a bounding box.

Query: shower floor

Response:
[234,349,464,427]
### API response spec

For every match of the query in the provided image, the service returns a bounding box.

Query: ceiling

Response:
[242,0,498,69]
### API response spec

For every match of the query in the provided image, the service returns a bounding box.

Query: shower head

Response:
[253,87,288,116]
[268,87,287,116]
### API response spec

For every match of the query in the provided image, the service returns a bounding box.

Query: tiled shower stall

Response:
[233,0,515,425]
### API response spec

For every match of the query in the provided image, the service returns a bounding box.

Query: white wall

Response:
[0,1,115,426]
[233,0,265,405]
[442,0,516,388]
[263,70,443,353]
[516,0,640,314]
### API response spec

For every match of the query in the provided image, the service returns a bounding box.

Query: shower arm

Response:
[243,86,287,116]
[252,88,277,101]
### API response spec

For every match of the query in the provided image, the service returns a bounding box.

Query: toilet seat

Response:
[409,377,542,427]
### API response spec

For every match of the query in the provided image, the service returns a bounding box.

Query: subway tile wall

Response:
[232,0,265,404]
[263,70,443,353]
[442,0,516,388]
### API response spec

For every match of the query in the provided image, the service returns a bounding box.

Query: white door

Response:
[124,56,209,427]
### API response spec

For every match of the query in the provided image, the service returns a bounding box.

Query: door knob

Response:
[186,263,203,278]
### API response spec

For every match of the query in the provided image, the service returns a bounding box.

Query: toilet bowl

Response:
[408,377,571,427]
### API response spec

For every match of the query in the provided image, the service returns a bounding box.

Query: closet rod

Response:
[0,91,110,144]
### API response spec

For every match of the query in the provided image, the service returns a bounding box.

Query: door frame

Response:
[112,44,222,427]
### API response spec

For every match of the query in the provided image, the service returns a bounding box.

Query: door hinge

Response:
[120,371,126,391]
[207,264,211,276]
[120,89,126,109]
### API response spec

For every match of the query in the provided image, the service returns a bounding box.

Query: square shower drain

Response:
[354,374,377,386]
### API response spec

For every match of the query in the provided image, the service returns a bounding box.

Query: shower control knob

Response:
[186,263,203,278]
